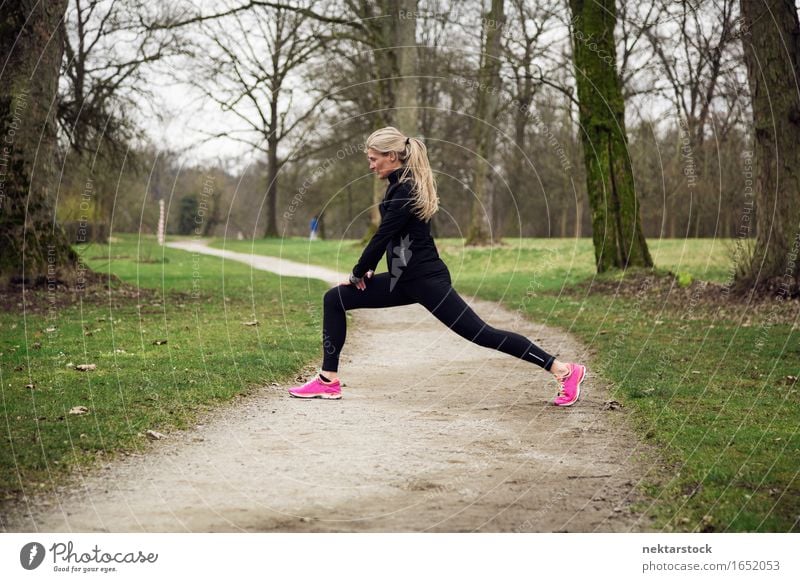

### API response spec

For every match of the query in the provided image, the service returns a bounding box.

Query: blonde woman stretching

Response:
[289,127,586,405]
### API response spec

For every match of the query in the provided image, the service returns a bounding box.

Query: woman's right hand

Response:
[341,270,374,290]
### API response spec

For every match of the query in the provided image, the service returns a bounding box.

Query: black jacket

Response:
[352,168,448,282]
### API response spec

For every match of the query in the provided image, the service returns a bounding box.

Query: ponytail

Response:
[365,127,439,221]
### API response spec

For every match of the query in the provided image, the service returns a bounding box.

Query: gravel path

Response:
[4,240,655,532]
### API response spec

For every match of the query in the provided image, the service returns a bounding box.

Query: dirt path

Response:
[5,240,655,532]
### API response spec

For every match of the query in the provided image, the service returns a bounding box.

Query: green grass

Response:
[0,234,328,500]
[210,236,799,532]
[3,234,797,532]
[208,236,734,290]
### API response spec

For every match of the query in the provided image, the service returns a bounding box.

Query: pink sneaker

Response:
[553,363,586,406]
[289,375,342,399]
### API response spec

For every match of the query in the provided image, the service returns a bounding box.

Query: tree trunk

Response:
[509,73,532,238]
[0,0,79,284]
[466,0,505,246]
[568,0,653,271]
[737,0,800,296]
[202,174,221,237]
[364,0,418,244]
[394,0,418,136]
[264,98,280,237]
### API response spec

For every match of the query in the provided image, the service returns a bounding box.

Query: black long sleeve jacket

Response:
[351,168,448,283]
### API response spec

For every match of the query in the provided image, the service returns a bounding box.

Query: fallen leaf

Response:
[152,339,167,345]
[242,320,259,326]
[601,400,623,411]
[45,327,57,333]
[146,429,166,440]
[75,364,96,372]
[25,384,35,390]
[69,406,89,415]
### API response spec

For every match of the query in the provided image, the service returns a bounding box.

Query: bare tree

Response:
[501,0,564,235]
[192,3,327,237]
[616,0,665,99]
[59,0,187,155]
[640,0,743,237]
[644,0,738,152]
[166,1,421,238]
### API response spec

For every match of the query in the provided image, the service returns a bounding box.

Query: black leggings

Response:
[321,271,555,373]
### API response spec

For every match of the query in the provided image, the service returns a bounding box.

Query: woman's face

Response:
[367,148,401,179]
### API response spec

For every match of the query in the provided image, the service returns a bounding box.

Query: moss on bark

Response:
[569,0,653,272]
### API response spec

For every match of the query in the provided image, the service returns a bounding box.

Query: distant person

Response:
[290,127,586,406]
[309,216,320,241]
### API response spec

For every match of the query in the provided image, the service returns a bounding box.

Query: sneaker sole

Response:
[289,391,342,400]
[554,366,586,407]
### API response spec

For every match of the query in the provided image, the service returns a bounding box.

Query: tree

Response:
[55,0,190,241]
[59,0,186,156]
[176,194,198,235]
[148,1,421,240]
[0,0,80,284]
[334,1,420,241]
[193,4,327,238]
[392,0,419,136]
[643,0,740,237]
[501,0,565,237]
[466,0,505,246]
[645,0,738,153]
[737,0,800,296]
[568,0,653,271]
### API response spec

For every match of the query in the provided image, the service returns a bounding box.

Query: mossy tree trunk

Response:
[568,0,652,272]
[0,0,78,285]
[466,0,504,246]
[737,0,800,297]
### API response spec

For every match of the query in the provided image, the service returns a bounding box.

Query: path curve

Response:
[5,240,654,532]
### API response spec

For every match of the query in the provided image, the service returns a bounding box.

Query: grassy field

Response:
[210,236,800,532]
[0,234,328,502]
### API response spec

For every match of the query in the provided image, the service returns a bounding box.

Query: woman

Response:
[289,127,586,406]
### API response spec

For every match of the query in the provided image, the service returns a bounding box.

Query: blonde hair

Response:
[364,126,439,222]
